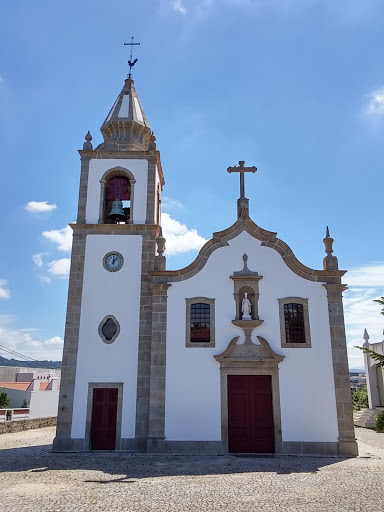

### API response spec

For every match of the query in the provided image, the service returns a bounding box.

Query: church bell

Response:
[108,199,126,223]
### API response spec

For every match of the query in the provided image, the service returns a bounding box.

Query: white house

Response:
[0,368,60,419]
[53,76,357,456]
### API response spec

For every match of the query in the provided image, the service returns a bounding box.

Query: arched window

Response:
[103,176,131,224]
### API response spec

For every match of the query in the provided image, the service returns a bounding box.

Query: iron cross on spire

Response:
[227,161,257,198]
[124,37,140,78]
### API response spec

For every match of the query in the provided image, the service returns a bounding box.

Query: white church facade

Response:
[53,76,357,456]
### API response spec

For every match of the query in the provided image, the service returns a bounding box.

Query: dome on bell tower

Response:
[97,78,152,151]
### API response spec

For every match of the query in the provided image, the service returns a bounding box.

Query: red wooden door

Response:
[227,375,274,453]
[90,388,118,450]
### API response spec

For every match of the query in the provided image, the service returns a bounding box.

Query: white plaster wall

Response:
[165,231,338,443]
[85,159,148,224]
[3,388,31,409]
[4,388,59,418]
[29,391,59,419]
[71,234,142,439]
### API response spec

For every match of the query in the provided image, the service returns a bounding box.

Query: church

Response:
[53,71,357,456]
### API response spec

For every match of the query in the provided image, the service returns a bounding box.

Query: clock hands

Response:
[104,253,123,271]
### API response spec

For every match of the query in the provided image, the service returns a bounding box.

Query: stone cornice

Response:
[77,149,165,187]
[70,223,160,236]
[151,214,347,283]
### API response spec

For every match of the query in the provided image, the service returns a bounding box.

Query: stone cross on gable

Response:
[227,161,257,198]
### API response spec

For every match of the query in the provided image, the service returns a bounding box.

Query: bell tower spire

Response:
[76,63,164,226]
[98,77,152,152]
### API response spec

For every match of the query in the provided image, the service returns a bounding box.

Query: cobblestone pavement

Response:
[1,427,383,512]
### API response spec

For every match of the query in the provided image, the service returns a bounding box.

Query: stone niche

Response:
[230,253,263,326]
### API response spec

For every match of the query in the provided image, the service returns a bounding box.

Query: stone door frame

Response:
[215,336,284,454]
[85,382,123,451]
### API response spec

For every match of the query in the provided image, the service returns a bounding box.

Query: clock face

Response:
[103,252,124,272]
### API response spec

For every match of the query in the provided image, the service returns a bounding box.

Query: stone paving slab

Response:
[0,427,383,512]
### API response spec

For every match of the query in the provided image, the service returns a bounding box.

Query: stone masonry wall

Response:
[0,416,57,435]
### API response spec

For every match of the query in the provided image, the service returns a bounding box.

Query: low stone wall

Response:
[0,416,56,434]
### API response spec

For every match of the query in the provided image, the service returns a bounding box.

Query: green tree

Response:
[375,411,384,432]
[0,388,10,409]
[351,385,369,411]
[373,296,384,314]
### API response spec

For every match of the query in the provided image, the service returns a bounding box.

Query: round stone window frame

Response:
[98,315,121,344]
[102,251,124,272]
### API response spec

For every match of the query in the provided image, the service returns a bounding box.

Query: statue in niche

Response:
[242,292,252,320]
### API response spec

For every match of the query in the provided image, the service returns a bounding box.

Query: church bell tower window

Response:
[104,176,131,224]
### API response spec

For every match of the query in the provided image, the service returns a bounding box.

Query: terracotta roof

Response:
[0,382,30,391]
[0,382,60,391]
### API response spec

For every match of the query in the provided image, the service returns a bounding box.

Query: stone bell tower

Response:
[53,76,166,452]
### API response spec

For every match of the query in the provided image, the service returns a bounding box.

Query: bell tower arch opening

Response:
[99,168,136,224]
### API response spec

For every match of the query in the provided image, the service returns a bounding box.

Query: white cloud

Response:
[32,253,44,268]
[25,201,57,213]
[173,0,187,14]
[343,263,384,369]
[0,73,4,84]
[162,213,207,255]
[162,197,184,211]
[0,314,16,325]
[0,326,63,361]
[366,87,384,115]
[42,225,72,252]
[346,263,384,287]
[168,0,381,24]
[38,275,52,285]
[0,279,10,299]
[48,258,71,277]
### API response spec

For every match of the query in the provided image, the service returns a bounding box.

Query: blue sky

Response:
[0,0,383,369]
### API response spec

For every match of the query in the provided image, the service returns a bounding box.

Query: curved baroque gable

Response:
[151,211,346,283]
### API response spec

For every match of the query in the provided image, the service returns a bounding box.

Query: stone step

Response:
[354,408,382,428]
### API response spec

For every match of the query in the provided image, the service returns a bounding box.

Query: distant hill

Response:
[0,355,61,369]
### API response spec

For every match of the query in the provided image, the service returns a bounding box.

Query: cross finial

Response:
[227,161,257,198]
[124,37,141,79]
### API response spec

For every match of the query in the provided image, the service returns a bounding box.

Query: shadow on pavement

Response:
[0,442,348,480]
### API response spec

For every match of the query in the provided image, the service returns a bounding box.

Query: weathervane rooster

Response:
[124,37,140,78]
